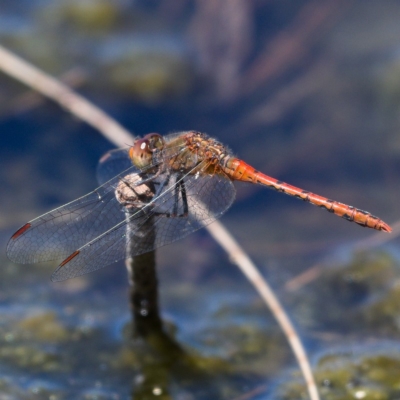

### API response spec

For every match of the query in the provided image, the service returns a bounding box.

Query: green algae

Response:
[0,344,62,372]
[280,353,400,400]
[362,285,400,336]
[17,312,70,343]
[199,324,290,376]
[359,355,400,389]
[54,0,120,31]
[0,313,68,373]
[36,0,121,34]
[106,50,192,103]
[315,251,395,304]
[291,251,400,335]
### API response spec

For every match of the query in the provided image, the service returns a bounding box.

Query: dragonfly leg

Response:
[153,174,171,197]
[172,176,180,216]
[152,172,188,219]
[170,174,188,218]
[180,179,189,216]
[135,168,162,185]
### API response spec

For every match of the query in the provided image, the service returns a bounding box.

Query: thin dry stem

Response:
[0,45,133,146]
[206,222,320,400]
[0,43,319,400]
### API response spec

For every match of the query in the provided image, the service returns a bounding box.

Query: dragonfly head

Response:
[129,133,165,169]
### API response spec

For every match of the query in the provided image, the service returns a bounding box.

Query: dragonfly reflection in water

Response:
[7,131,391,281]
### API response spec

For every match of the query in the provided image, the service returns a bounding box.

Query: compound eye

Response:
[129,138,152,168]
[143,133,164,151]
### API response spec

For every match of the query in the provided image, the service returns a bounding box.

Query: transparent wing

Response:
[96,147,132,185]
[7,142,187,266]
[51,169,236,281]
[6,162,141,264]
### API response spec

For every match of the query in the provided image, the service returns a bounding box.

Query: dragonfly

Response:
[7,131,391,281]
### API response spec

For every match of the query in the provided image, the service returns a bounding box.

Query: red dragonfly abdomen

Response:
[223,158,392,233]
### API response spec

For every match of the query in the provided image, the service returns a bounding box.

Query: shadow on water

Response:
[124,181,256,399]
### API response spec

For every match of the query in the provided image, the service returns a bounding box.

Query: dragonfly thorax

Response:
[182,131,231,168]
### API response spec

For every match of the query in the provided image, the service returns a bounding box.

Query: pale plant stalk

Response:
[206,222,319,400]
[0,46,133,145]
[0,44,320,400]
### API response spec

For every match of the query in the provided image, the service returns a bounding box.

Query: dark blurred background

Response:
[1,1,400,399]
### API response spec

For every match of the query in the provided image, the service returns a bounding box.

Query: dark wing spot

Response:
[59,250,80,267]
[11,223,32,240]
